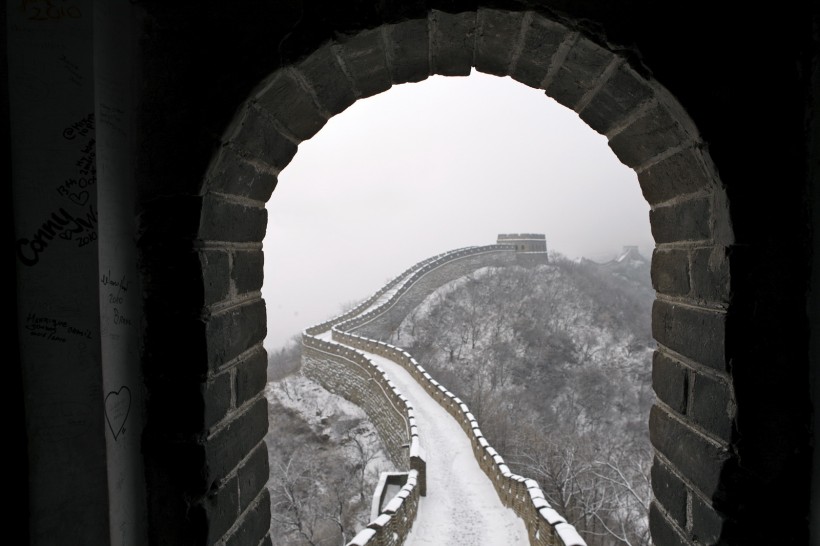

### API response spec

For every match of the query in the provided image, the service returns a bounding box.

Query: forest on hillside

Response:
[265,249,656,546]
[386,251,656,546]
[265,347,395,546]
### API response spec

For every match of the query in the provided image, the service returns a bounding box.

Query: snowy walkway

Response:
[316,330,528,545]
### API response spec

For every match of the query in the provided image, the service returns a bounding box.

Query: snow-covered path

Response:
[368,352,528,545]
[317,331,528,545]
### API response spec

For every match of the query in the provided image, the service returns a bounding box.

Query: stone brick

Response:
[430,10,476,77]
[650,197,712,244]
[385,19,430,84]
[225,490,271,546]
[295,44,357,116]
[255,71,327,142]
[652,351,688,415]
[199,193,267,243]
[689,246,731,305]
[652,299,727,371]
[337,28,392,98]
[232,250,264,295]
[637,146,713,205]
[650,458,687,529]
[235,347,267,406]
[205,398,269,482]
[228,108,297,171]
[690,372,733,441]
[649,405,729,497]
[649,502,690,546]
[509,16,568,88]
[200,249,231,305]
[474,9,524,76]
[608,102,691,169]
[237,442,270,512]
[690,493,725,545]
[545,35,613,111]
[190,475,239,544]
[579,62,654,135]
[204,371,234,429]
[206,299,267,371]
[206,147,278,203]
[652,248,690,296]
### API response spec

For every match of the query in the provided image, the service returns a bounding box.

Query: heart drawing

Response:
[104,386,131,441]
[70,191,89,205]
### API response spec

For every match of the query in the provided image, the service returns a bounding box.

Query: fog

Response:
[262,71,653,350]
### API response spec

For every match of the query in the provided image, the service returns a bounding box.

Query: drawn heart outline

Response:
[104,386,131,441]
[70,191,89,205]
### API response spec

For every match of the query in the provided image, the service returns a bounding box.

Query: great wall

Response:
[301,235,586,546]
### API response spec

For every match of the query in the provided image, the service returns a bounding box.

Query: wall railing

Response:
[301,243,585,546]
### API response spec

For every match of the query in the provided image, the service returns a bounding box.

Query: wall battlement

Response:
[497,233,549,254]
[302,242,585,546]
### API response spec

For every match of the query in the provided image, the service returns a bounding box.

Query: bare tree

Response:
[342,430,381,503]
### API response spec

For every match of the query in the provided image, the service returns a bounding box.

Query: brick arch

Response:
[193,8,736,546]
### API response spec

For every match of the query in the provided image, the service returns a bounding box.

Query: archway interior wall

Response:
[191,7,738,546]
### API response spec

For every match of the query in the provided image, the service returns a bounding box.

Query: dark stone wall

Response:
[8,1,817,545]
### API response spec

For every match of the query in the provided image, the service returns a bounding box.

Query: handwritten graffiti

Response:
[56,178,94,203]
[75,138,95,175]
[113,308,132,326]
[62,112,93,140]
[25,312,92,343]
[102,270,133,327]
[101,269,130,292]
[17,203,97,266]
[56,138,95,205]
[104,386,131,441]
[19,0,82,22]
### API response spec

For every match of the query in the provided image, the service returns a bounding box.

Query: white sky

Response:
[262,71,653,350]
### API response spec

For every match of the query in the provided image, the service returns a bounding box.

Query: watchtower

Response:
[496,233,548,253]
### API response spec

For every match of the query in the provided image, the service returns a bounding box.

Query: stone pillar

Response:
[9,1,108,542]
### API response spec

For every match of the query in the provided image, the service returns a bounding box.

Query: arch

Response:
[139,6,783,546]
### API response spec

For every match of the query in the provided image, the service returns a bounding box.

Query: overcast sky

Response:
[262,71,653,350]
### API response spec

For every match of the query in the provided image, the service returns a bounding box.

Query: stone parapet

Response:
[302,241,584,546]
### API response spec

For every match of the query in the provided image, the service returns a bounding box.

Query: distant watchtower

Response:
[497,234,549,266]
[496,233,548,253]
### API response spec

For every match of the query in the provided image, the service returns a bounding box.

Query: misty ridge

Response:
[265,248,656,546]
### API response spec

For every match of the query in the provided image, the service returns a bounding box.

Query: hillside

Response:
[265,345,395,545]
[266,247,657,545]
[378,250,656,545]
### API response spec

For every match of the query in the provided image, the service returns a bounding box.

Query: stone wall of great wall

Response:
[301,242,581,546]
[350,249,522,340]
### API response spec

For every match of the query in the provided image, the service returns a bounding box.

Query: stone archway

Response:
[176,8,736,546]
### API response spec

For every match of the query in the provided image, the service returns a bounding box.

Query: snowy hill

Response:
[378,251,656,545]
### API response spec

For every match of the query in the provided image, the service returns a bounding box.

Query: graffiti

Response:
[104,386,131,441]
[17,203,97,266]
[75,138,95,175]
[19,0,82,22]
[102,270,132,327]
[101,269,130,292]
[113,308,132,326]
[56,138,95,204]
[25,312,92,343]
[62,112,93,140]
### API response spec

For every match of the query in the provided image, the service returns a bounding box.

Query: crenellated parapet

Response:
[301,239,585,546]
